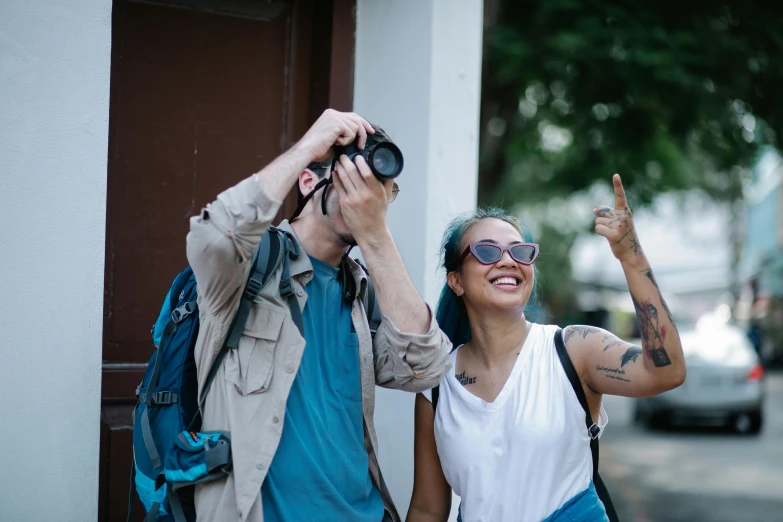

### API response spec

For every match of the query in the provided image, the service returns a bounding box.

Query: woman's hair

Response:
[436,207,539,347]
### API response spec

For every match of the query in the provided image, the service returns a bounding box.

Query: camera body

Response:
[336,138,404,180]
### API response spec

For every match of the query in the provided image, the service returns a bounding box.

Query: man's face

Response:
[320,169,356,245]
[304,160,400,247]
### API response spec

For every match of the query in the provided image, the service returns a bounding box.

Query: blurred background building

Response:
[737,147,783,365]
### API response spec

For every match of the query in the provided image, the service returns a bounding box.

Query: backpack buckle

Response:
[283,231,300,259]
[171,301,197,324]
[588,423,601,440]
[152,391,179,406]
[244,276,262,300]
[280,277,294,298]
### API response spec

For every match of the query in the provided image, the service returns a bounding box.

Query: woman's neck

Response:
[464,308,530,369]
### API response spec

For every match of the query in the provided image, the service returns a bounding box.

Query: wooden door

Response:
[100,1,355,519]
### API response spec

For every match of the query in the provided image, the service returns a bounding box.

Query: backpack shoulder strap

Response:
[554,328,597,447]
[364,270,382,339]
[554,327,619,522]
[223,228,282,351]
[277,229,304,337]
[197,228,284,411]
[351,258,382,340]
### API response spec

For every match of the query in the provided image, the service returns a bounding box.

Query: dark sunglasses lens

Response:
[510,245,537,264]
[473,244,502,264]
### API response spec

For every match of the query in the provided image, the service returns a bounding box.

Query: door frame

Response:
[98,1,356,519]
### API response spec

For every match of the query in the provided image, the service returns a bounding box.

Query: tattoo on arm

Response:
[601,332,626,352]
[604,208,632,228]
[616,229,632,244]
[628,233,642,256]
[596,365,631,383]
[566,327,626,352]
[601,207,642,256]
[455,371,477,386]
[564,325,603,343]
[631,294,672,367]
[595,346,641,384]
[565,326,647,375]
[620,345,642,367]
[640,269,677,330]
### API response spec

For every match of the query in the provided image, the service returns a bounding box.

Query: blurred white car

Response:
[633,316,765,434]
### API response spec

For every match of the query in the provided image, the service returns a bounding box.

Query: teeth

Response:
[492,277,518,286]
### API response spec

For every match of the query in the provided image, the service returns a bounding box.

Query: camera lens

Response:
[370,144,403,179]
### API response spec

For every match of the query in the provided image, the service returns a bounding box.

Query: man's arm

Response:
[331,154,429,333]
[257,109,374,202]
[332,154,452,390]
[361,230,452,391]
[187,109,373,312]
[358,230,431,334]
[186,175,282,313]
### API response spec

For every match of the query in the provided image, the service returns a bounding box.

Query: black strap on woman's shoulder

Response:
[431,385,440,412]
[554,328,619,522]
[554,329,597,474]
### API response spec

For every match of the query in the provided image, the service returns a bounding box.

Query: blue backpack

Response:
[129,227,381,522]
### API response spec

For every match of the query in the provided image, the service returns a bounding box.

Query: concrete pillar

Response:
[354,1,484,518]
[0,1,111,520]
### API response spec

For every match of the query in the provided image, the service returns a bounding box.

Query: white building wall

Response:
[355,1,484,518]
[0,0,481,518]
[0,1,112,520]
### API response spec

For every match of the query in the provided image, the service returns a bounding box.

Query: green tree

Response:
[479,0,783,316]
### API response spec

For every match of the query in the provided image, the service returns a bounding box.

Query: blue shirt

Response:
[262,255,384,521]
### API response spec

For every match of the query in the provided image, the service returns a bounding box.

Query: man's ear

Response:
[298,168,321,197]
[447,271,464,297]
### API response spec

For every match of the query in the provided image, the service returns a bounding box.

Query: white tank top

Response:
[422,323,609,522]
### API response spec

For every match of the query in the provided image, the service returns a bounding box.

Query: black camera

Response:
[337,138,404,180]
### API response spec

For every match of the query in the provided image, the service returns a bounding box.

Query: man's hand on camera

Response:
[332,154,394,245]
[255,109,374,202]
[296,109,375,163]
[333,152,432,336]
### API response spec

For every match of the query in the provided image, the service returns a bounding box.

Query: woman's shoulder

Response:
[530,322,561,337]
[524,323,564,354]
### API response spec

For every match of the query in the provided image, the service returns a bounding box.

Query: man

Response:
[187,109,452,522]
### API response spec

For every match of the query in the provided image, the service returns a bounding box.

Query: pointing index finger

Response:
[613,174,628,209]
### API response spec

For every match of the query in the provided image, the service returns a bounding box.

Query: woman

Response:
[407,175,686,522]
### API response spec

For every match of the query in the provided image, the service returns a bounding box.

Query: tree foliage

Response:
[479,0,783,208]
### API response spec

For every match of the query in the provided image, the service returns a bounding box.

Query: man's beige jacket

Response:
[187,176,452,521]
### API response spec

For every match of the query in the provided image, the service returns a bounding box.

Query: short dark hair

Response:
[306,161,332,179]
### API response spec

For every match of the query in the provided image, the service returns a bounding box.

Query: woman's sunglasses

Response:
[459,241,540,266]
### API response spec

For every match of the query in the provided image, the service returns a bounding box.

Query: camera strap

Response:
[290,176,332,221]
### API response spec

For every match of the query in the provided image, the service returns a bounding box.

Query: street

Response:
[600,371,783,522]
